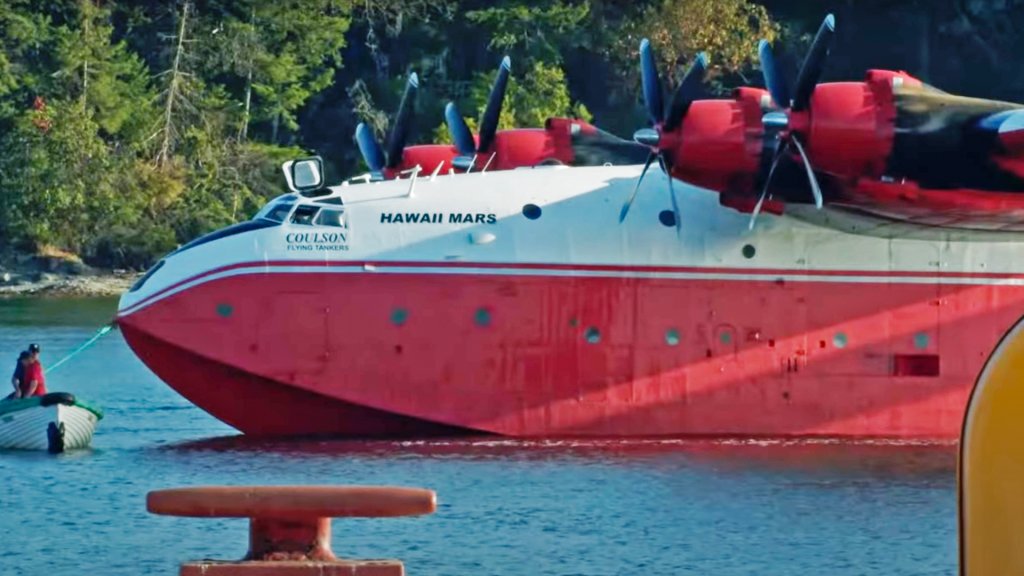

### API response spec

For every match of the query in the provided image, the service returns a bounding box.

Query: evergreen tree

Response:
[52,0,156,143]
[202,0,351,143]
[0,2,58,125]
[0,0,1018,270]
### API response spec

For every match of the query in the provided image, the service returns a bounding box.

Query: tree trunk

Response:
[240,66,252,141]
[238,7,255,141]
[157,0,191,168]
[82,60,89,107]
[81,0,91,108]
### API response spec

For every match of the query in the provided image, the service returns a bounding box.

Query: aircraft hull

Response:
[116,260,1024,439]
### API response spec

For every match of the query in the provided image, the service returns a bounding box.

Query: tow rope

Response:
[45,322,117,375]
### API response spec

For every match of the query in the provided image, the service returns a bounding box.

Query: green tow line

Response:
[45,322,117,375]
[3,323,115,420]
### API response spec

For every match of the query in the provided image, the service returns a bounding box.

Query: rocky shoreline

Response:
[0,255,141,298]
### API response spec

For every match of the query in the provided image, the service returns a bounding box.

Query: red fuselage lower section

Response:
[117,261,1024,439]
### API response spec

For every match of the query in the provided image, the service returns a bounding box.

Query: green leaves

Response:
[466,2,590,63]
[202,0,350,142]
[433,61,590,145]
[51,1,156,143]
[0,0,351,269]
[0,0,788,270]
[509,61,591,128]
[617,0,779,93]
[0,98,111,252]
[0,3,56,121]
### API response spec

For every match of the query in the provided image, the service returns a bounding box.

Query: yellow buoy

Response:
[961,317,1024,575]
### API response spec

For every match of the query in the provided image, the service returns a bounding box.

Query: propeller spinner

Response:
[619,38,708,234]
[445,56,512,171]
[354,72,420,179]
[749,14,836,229]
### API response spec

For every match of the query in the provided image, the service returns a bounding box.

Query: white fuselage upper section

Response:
[118,164,1024,314]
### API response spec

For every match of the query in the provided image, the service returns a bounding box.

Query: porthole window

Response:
[658,210,676,228]
[475,308,492,327]
[742,244,756,259]
[584,327,601,344]
[665,328,681,346]
[523,204,542,220]
[391,308,409,326]
[914,332,930,350]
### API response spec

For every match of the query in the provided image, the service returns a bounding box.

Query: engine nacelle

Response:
[802,78,895,179]
[392,145,460,176]
[667,88,765,195]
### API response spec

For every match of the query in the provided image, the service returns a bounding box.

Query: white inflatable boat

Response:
[0,392,103,453]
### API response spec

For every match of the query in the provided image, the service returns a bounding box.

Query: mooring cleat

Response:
[147,485,437,575]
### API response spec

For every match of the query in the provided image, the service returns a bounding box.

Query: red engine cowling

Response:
[391,145,460,177]
[666,88,765,194]
[494,128,562,168]
[800,70,920,180]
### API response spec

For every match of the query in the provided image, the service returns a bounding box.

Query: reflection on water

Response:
[165,434,956,476]
[0,296,118,327]
[0,299,958,576]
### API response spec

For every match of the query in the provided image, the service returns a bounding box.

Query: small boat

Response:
[0,392,103,453]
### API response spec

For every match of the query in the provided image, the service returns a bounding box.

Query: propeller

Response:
[353,72,419,177]
[355,122,385,175]
[749,14,835,229]
[446,56,512,171]
[619,38,708,234]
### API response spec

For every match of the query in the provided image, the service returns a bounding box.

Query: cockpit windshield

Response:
[264,202,295,223]
[253,194,347,229]
[256,191,344,225]
[288,204,346,228]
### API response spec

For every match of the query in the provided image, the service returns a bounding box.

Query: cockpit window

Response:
[264,202,294,223]
[290,205,320,225]
[314,208,346,228]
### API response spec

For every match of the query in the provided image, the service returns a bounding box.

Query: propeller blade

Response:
[758,40,790,109]
[452,154,476,172]
[355,122,386,173]
[639,38,665,126]
[477,56,511,154]
[619,152,658,223]
[663,52,708,132]
[658,154,682,235]
[445,101,476,159]
[791,14,835,112]
[749,139,789,230]
[789,135,823,209]
[385,72,419,168]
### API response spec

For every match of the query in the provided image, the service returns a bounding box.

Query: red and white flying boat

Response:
[117,15,1024,439]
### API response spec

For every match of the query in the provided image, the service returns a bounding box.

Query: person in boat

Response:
[6,351,29,400]
[17,345,46,398]
[27,343,41,369]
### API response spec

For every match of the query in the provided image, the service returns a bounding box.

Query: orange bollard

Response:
[147,485,437,576]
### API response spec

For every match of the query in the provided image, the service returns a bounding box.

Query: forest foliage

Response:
[0,0,1016,268]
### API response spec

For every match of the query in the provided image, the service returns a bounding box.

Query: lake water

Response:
[0,297,958,575]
